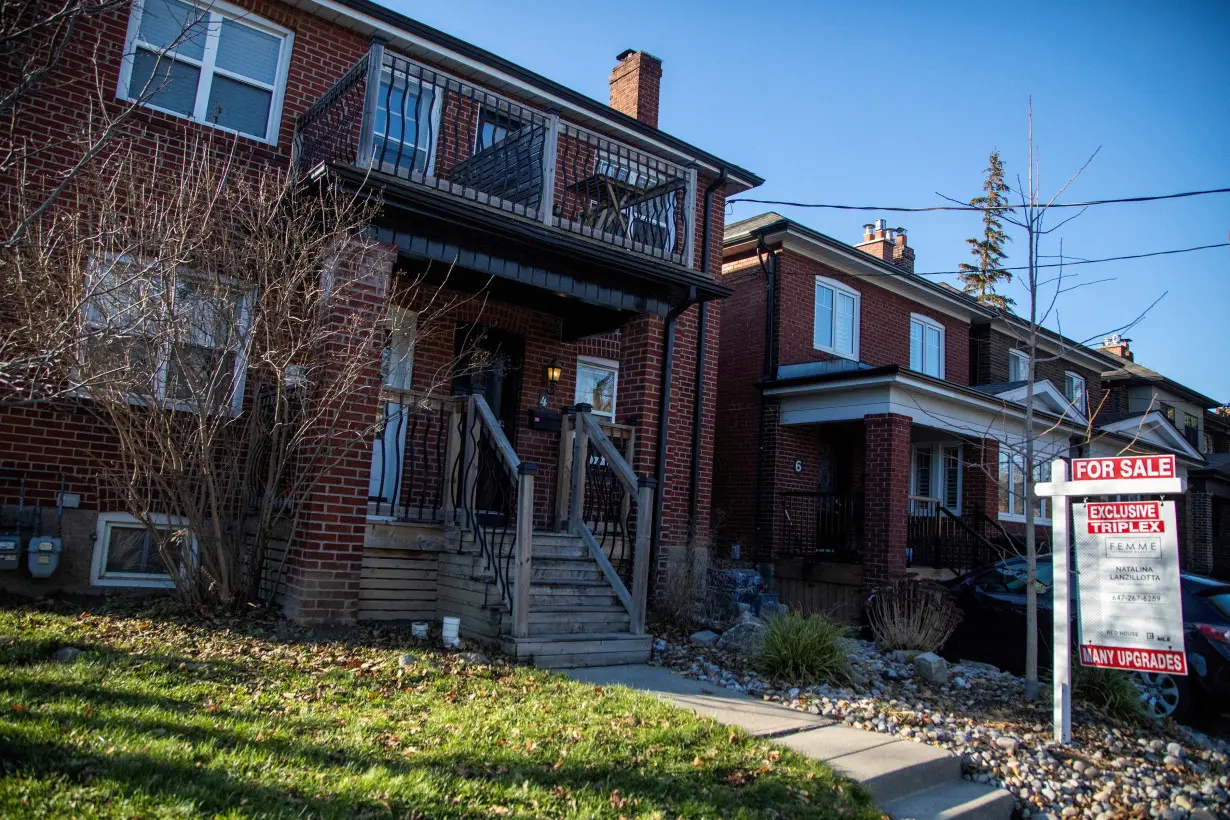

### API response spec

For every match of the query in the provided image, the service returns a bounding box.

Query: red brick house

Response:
[714,214,1210,619]
[0,0,761,665]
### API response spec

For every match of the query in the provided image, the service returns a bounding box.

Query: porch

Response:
[296,42,699,271]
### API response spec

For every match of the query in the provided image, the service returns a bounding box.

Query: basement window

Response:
[91,512,191,588]
[117,0,294,145]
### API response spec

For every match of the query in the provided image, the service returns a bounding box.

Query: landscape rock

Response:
[715,616,767,655]
[457,650,489,665]
[54,647,80,663]
[913,651,949,684]
[690,630,719,645]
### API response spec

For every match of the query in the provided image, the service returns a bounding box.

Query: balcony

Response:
[295,44,698,269]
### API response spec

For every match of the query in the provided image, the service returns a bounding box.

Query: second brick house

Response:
[714,213,1210,619]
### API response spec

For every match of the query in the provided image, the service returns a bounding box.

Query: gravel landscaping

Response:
[652,630,1230,819]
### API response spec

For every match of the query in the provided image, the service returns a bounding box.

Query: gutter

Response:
[687,168,728,544]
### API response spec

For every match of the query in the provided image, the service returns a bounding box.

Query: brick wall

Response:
[774,250,971,384]
[280,244,395,623]
[971,326,1107,417]
[713,253,768,554]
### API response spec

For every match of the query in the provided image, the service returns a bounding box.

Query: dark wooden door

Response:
[452,325,524,516]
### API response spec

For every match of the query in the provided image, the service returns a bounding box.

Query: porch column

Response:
[280,243,395,624]
[963,438,1000,524]
[862,413,911,590]
[616,313,664,477]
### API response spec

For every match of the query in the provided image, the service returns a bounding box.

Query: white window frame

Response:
[575,356,618,420]
[909,443,962,515]
[81,256,254,416]
[813,276,860,359]
[116,0,294,146]
[91,512,193,588]
[997,450,1051,524]
[1064,371,1087,413]
[909,313,946,378]
[1008,348,1030,382]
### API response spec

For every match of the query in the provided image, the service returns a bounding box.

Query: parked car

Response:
[940,556,1230,722]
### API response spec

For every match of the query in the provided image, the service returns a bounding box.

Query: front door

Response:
[452,325,525,516]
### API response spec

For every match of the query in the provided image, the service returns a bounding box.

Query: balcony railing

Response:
[296,44,698,268]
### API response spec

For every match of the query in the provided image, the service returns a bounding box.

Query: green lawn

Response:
[0,599,880,819]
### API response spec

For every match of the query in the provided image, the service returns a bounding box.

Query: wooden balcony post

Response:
[568,403,591,526]
[461,393,479,527]
[555,409,573,531]
[539,108,560,227]
[513,462,537,638]
[440,395,462,524]
[632,476,656,635]
[356,37,387,168]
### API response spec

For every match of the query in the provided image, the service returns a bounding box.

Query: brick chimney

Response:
[609,49,662,128]
[1098,334,1133,361]
[855,219,914,273]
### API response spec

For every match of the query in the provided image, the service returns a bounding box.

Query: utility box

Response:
[0,537,19,571]
[27,537,61,578]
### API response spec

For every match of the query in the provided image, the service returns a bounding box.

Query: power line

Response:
[763,242,1228,280]
[727,186,1230,212]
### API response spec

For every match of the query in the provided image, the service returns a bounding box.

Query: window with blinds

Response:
[118,0,293,145]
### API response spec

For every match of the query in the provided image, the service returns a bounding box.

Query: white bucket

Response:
[411,621,428,639]
[441,616,461,648]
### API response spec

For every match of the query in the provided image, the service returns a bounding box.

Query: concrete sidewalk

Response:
[567,664,1013,820]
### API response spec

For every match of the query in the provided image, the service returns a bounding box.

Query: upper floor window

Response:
[475,106,524,151]
[576,357,618,420]
[813,276,859,359]
[1008,348,1030,382]
[909,314,945,378]
[118,0,293,145]
[1064,371,1086,413]
[1184,412,1201,449]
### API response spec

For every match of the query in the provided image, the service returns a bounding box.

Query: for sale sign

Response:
[1073,500,1186,674]
[1071,454,1176,482]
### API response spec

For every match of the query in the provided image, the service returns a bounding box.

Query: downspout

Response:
[753,232,777,559]
[687,168,729,544]
[652,288,696,592]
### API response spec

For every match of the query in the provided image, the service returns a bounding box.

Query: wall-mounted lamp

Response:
[543,359,562,395]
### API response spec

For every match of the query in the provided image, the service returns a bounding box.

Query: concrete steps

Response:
[883,778,1015,820]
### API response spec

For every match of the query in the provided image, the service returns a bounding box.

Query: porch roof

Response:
[760,364,1205,465]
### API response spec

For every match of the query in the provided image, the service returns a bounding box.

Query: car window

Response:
[1200,591,1230,620]
[973,561,1053,596]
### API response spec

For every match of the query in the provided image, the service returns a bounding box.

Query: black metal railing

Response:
[294,43,697,268]
[778,491,863,562]
[907,497,1029,574]
[568,404,654,634]
[457,392,529,613]
[368,390,462,523]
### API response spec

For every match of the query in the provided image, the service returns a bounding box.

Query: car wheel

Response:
[1136,672,1191,721]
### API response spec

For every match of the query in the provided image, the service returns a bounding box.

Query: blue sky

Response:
[388,0,1230,402]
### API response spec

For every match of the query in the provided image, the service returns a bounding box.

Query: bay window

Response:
[118,0,293,145]
[909,314,945,378]
[998,451,1050,521]
[814,276,859,359]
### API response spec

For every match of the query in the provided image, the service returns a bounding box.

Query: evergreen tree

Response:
[959,151,1014,309]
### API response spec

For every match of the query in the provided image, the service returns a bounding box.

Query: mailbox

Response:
[27,537,61,578]
[527,409,562,432]
[0,537,18,571]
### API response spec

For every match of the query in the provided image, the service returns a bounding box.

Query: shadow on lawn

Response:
[0,676,862,818]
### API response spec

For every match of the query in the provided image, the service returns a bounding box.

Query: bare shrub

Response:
[866,578,963,653]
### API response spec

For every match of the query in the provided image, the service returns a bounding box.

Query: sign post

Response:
[1034,453,1185,745]
[1049,458,1071,744]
